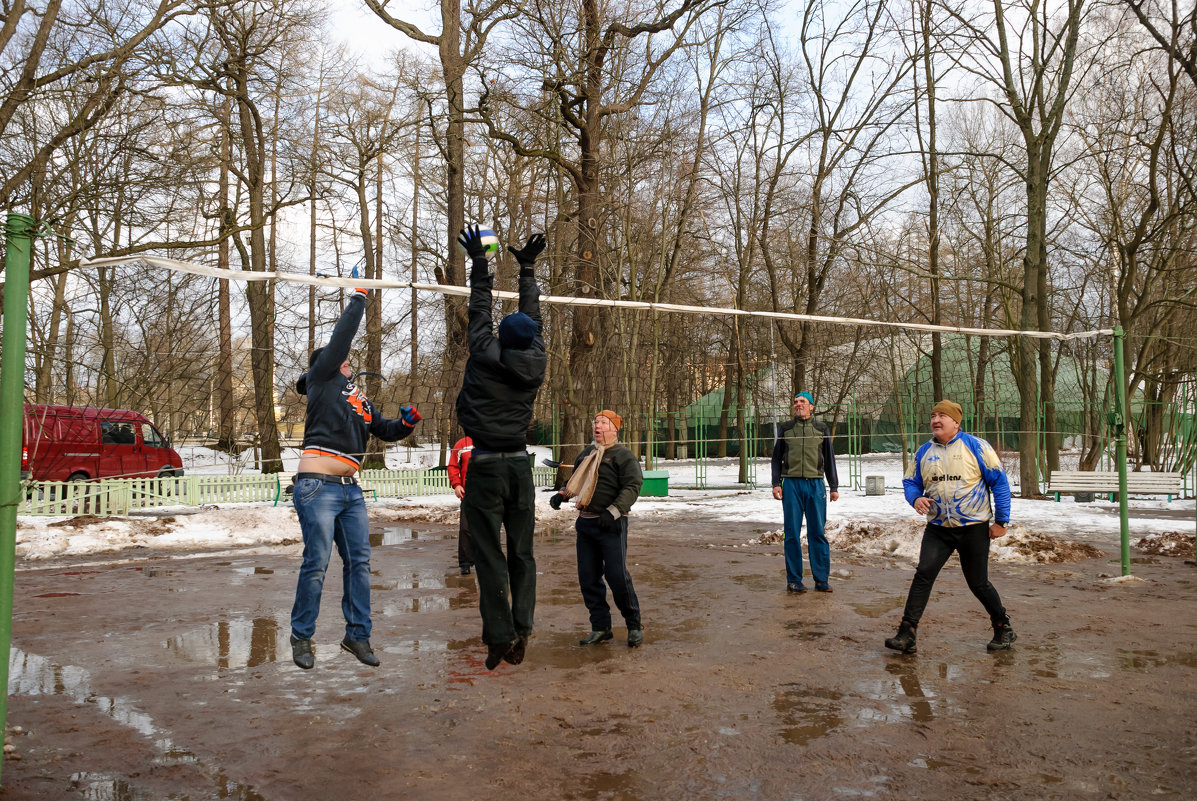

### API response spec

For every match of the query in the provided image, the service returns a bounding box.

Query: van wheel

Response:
[66,473,90,514]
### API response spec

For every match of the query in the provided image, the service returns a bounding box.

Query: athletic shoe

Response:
[503,635,528,665]
[485,641,515,670]
[786,582,808,594]
[884,622,917,654]
[987,623,1017,651]
[627,629,643,648]
[815,582,833,593]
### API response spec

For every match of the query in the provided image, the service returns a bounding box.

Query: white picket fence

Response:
[20,466,559,517]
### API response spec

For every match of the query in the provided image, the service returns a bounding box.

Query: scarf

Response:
[563,442,609,509]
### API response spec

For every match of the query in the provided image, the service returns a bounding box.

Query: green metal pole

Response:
[1112,326,1131,577]
[0,213,35,784]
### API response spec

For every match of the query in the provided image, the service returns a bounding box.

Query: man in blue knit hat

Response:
[771,391,839,593]
[455,225,547,670]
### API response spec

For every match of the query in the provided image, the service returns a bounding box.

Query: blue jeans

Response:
[782,477,829,586]
[290,478,371,641]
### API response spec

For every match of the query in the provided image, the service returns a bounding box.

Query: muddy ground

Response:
[2,508,1195,800]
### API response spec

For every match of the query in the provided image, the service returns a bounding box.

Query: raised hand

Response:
[399,405,422,426]
[507,233,546,266]
[457,225,488,261]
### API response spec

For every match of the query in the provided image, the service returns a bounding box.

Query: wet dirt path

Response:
[2,515,1195,800]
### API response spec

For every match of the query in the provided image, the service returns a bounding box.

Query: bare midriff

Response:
[297,453,357,477]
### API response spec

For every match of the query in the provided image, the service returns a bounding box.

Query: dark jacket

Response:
[296,293,414,469]
[770,416,838,491]
[573,443,643,518]
[455,262,546,451]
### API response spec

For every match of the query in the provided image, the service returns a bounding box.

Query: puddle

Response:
[1115,649,1197,671]
[881,661,934,723]
[370,527,422,546]
[729,574,777,592]
[378,595,452,615]
[1021,642,1111,680]
[783,621,827,641]
[165,615,290,668]
[9,648,266,799]
[849,596,905,619]
[140,567,176,578]
[772,683,845,745]
[230,566,274,576]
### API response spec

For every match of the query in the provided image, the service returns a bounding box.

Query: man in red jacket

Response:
[447,434,474,575]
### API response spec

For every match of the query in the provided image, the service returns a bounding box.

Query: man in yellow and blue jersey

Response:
[885,400,1015,654]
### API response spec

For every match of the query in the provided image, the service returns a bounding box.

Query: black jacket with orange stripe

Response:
[295,292,414,470]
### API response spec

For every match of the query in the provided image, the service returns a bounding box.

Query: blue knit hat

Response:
[498,312,537,349]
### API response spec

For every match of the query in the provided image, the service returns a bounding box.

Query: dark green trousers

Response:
[462,454,536,645]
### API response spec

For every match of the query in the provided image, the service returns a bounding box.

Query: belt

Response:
[470,450,528,462]
[295,472,359,485]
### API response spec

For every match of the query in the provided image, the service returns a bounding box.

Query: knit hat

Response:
[498,312,537,349]
[932,399,963,424]
[597,410,623,430]
[793,391,814,405]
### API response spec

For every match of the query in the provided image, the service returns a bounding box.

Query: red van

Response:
[21,404,184,482]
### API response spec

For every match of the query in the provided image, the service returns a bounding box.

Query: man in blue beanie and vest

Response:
[771,391,839,593]
[455,225,547,670]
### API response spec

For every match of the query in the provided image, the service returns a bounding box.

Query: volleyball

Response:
[461,226,501,254]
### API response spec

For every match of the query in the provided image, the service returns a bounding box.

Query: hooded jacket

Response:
[296,293,414,470]
[455,264,546,451]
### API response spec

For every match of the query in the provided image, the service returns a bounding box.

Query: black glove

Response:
[508,234,546,276]
[598,508,617,533]
[457,225,489,263]
[549,493,564,510]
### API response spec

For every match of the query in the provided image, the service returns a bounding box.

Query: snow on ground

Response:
[15,451,1195,565]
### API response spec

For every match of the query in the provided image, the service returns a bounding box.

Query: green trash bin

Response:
[641,470,669,497]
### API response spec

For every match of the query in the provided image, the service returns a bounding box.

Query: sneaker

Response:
[815,582,833,593]
[884,622,917,654]
[627,629,643,648]
[459,565,472,576]
[290,635,314,670]
[579,629,613,645]
[340,637,380,667]
[987,622,1017,651]
[786,582,808,594]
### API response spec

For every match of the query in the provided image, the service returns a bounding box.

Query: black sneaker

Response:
[340,637,380,666]
[290,635,314,670]
[987,623,1017,651]
[884,622,917,654]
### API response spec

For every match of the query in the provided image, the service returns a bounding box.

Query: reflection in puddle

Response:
[370,527,422,546]
[229,566,274,576]
[378,596,452,615]
[883,661,934,723]
[11,650,266,799]
[165,616,289,668]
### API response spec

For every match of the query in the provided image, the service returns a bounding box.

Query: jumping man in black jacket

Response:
[455,225,547,670]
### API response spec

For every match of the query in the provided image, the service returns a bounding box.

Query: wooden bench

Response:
[1048,470,1183,502]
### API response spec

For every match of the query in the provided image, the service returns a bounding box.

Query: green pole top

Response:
[4,212,36,236]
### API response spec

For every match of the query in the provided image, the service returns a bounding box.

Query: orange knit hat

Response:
[597,409,623,430]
